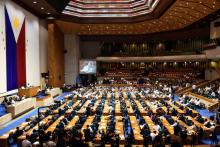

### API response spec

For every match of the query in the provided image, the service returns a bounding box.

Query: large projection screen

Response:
[79,60,97,74]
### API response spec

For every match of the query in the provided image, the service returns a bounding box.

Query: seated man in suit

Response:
[56,120,65,129]
[84,125,92,142]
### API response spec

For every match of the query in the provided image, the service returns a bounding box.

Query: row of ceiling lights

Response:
[79,0,218,33]
[33,1,51,15]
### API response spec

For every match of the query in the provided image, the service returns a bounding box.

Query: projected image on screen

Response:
[80,60,96,74]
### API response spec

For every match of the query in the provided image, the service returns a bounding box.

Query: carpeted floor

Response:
[54,92,71,101]
[196,109,215,118]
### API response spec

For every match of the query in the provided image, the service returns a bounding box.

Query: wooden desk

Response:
[185,116,212,138]
[115,116,125,144]
[129,116,143,144]
[95,116,108,143]
[91,100,101,111]
[145,100,157,114]
[122,92,128,99]
[107,93,111,99]
[115,92,119,100]
[46,116,65,133]
[18,87,38,97]
[133,100,147,115]
[175,101,199,116]
[66,100,81,114]
[125,100,134,115]
[103,100,110,116]
[143,116,155,133]
[81,116,95,140]
[115,100,121,115]
[172,116,195,135]
[53,100,72,114]
[98,91,103,99]
[130,92,136,99]
[18,116,52,140]
[65,115,79,130]
[187,92,219,111]
[160,116,174,134]
[166,101,185,114]
[0,121,30,147]
[76,100,91,115]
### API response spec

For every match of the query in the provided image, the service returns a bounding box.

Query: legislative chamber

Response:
[0,0,220,147]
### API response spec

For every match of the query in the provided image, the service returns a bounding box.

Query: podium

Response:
[18,86,39,97]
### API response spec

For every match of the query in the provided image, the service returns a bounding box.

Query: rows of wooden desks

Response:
[81,116,96,140]
[130,92,148,115]
[143,116,156,133]
[129,116,144,144]
[166,101,185,114]
[103,100,110,115]
[115,116,125,144]
[125,100,134,115]
[65,115,79,130]
[0,90,216,146]
[174,101,199,116]
[160,116,174,134]
[115,100,121,115]
[138,92,168,113]
[122,92,128,99]
[94,116,108,143]
[106,92,111,99]
[115,91,119,99]
[133,99,147,115]
[19,115,53,140]
[145,100,157,114]
[46,116,64,133]
[0,119,32,146]
[76,100,91,115]
[66,100,81,114]
[53,100,72,114]
[172,116,195,135]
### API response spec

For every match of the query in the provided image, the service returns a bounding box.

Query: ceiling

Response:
[62,0,168,23]
[14,0,220,35]
[63,0,159,18]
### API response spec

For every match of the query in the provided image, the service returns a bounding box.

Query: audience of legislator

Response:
[0,77,219,147]
[193,79,220,101]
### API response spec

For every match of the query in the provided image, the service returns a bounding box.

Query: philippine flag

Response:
[5,6,26,91]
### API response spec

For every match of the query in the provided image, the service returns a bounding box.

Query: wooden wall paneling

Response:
[48,23,65,87]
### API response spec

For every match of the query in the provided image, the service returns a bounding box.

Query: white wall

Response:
[204,47,220,60]
[210,18,220,39]
[0,1,7,93]
[39,20,48,74]
[205,69,220,80]
[0,0,40,93]
[64,35,80,85]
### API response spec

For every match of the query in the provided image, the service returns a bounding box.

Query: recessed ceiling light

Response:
[41,7,44,10]
[47,12,51,15]
[33,1,37,4]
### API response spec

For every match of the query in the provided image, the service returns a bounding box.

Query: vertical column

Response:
[64,35,80,84]
[48,23,64,87]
